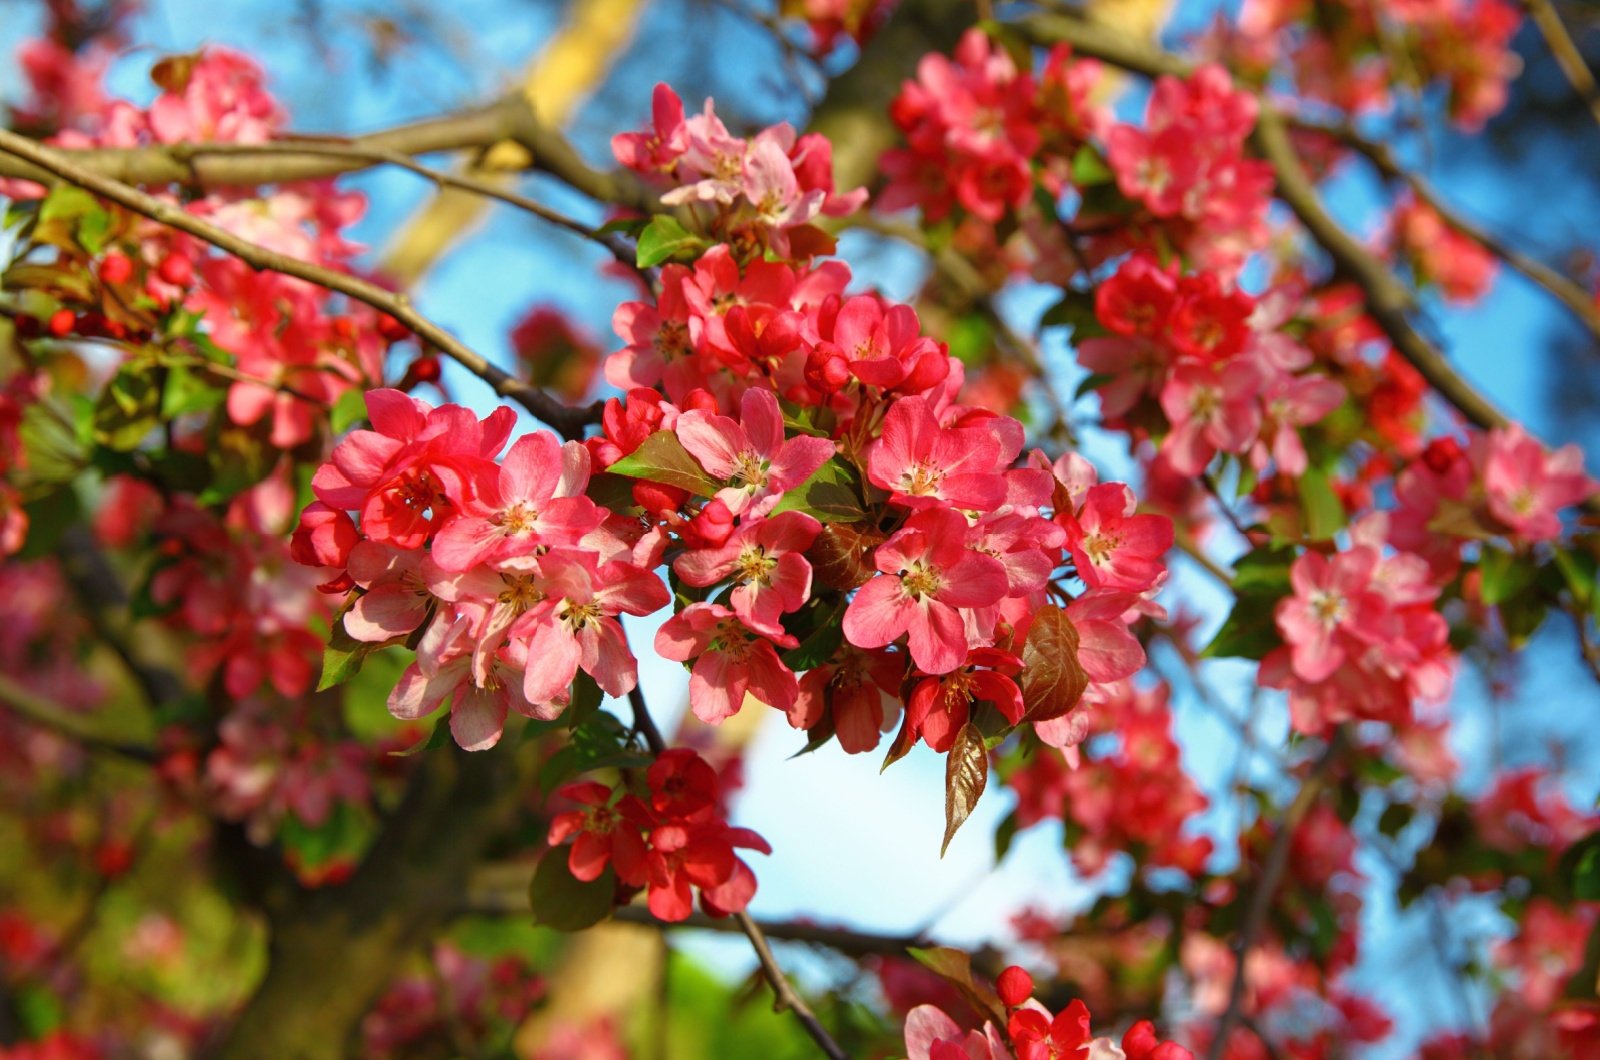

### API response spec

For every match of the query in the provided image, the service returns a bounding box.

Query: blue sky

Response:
[4,2,1599,1053]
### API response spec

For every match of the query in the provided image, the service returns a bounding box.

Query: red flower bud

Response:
[47,309,75,337]
[99,252,133,285]
[997,965,1033,1008]
[157,252,193,287]
[633,481,688,515]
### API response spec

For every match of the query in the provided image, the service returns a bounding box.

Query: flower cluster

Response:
[1390,425,1596,578]
[1228,0,1522,131]
[1387,194,1497,305]
[295,388,671,750]
[880,30,1104,225]
[613,83,865,257]
[904,964,1192,1060]
[1006,680,1212,877]
[546,748,770,921]
[1081,253,1345,477]
[1260,516,1453,734]
[1103,65,1274,276]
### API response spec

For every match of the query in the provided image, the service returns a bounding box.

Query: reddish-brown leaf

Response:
[806,521,887,591]
[1019,603,1088,724]
[941,722,988,857]
[906,946,1007,1027]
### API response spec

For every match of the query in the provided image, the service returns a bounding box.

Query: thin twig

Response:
[626,687,849,1060]
[0,126,602,440]
[1208,731,1345,1060]
[1523,0,1600,131]
[176,139,637,266]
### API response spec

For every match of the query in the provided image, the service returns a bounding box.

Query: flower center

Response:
[497,574,546,612]
[901,562,943,601]
[1308,590,1347,629]
[559,599,605,631]
[734,545,775,586]
[731,452,768,490]
[497,501,538,535]
[902,462,944,497]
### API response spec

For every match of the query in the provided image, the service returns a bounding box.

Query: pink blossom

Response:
[866,396,1008,511]
[655,602,800,724]
[842,508,1008,675]
[388,615,536,750]
[1481,423,1594,541]
[1060,483,1173,593]
[1158,360,1265,475]
[676,387,835,516]
[673,512,821,639]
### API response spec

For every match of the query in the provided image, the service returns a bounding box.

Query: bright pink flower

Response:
[812,296,949,392]
[611,82,689,175]
[676,387,834,516]
[388,615,535,750]
[643,819,770,921]
[1481,423,1594,541]
[673,511,821,639]
[790,644,905,753]
[310,390,513,550]
[1158,360,1265,475]
[1274,548,1384,684]
[1061,483,1173,593]
[907,647,1024,751]
[866,397,1008,511]
[607,268,698,398]
[842,508,1008,675]
[904,1005,1012,1060]
[655,602,800,724]
[511,549,671,706]
[432,432,603,570]
[147,47,284,145]
[1008,999,1092,1060]
[1257,373,1345,476]
[343,542,438,643]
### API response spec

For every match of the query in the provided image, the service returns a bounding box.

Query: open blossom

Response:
[1262,522,1454,734]
[677,387,835,517]
[656,602,799,724]
[790,644,905,753]
[673,511,821,639]
[1060,483,1173,593]
[431,432,603,570]
[547,781,652,885]
[843,508,1009,675]
[1158,360,1265,474]
[866,397,1008,511]
[388,614,536,750]
[1481,423,1594,540]
[906,647,1024,752]
[512,549,672,706]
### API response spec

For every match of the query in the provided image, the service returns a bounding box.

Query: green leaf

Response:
[1296,466,1345,541]
[330,388,369,434]
[566,671,604,730]
[595,216,650,238]
[635,215,705,267]
[1478,545,1539,607]
[389,715,453,757]
[1039,290,1104,339]
[92,367,163,451]
[1199,592,1285,661]
[529,855,616,932]
[1073,372,1114,401]
[993,809,1020,863]
[1019,603,1087,723]
[1561,829,1600,900]
[768,457,867,523]
[605,431,721,498]
[1070,145,1114,186]
[780,599,846,672]
[14,488,81,561]
[778,397,835,439]
[1231,546,1296,594]
[538,712,652,799]
[160,364,224,419]
[319,604,400,691]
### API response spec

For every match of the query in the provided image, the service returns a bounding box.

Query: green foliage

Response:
[527,855,615,932]
[606,431,723,497]
[538,711,652,799]
[636,215,707,267]
[768,457,868,522]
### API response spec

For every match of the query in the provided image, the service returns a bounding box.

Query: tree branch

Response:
[1523,0,1600,131]
[1293,116,1600,343]
[0,670,156,764]
[0,96,535,188]
[0,127,602,440]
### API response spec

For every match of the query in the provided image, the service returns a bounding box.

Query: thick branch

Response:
[1296,117,1600,343]
[0,127,602,440]
[0,97,534,188]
